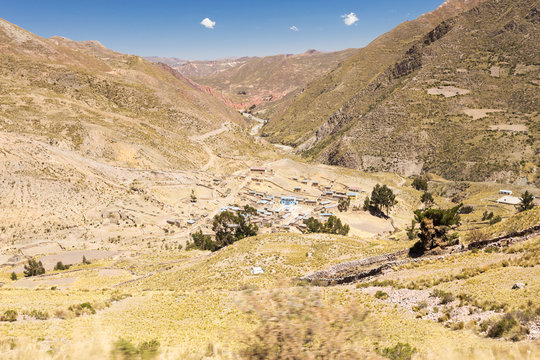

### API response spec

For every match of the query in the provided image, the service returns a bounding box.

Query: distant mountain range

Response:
[146,49,357,110]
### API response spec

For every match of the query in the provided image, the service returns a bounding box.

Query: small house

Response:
[281,196,298,206]
[294,187,302,192]
[347,192,359,200]
[250,167,267,173]
[499,190,512,195]
[250,266,265,275]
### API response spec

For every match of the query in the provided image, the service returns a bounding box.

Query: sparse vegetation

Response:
[0,310,17,322]
[378,342,417,360]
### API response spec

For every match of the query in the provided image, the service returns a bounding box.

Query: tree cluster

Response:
[188,210,258,252]
[303,216,350,236]
[363,184,397,217]
[24,259,45,277]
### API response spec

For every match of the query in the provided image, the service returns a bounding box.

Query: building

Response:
[347,192,359,200]
[496,196,521,205]
[250,167,267,173]
[349,187,360,193]
[312,181,319,186]
[499,189,513,195]
[294,187,302,192]
[280,196,298,206]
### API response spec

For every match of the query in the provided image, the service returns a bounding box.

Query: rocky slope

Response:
[263,0,539,184]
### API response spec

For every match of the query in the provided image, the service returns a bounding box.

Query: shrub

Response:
[431,289,455,304]
[0,310,17,322]
[489,215,502,225]
[375,290,389,300]
[10,272,17,281]
[112,338,160,360]
[68,302,96,316]
[379,342,417,360]
[458,205,474,214]
[82,255,91,265]
[54,261,71,271]
[487,313,528,341]
[29,310,49,320]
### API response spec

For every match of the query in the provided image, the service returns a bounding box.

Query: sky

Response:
[0,0,445,60]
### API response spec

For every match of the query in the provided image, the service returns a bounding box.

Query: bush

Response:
[68,302,96,316]
[10,272,17,281]
[375,290,389,300]
[54,261,71,271]
[458,205,474,214]
[489,215,502,225]
[112,338,160,360]
[487,313,528,341]
[28,309,49,320]
[24,259,45,277]
[431,289,455,304]
[0,310,17,322]
[482,211,494,221]
[379,342,417,360]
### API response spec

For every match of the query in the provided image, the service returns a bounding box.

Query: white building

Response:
[496,196,521,205]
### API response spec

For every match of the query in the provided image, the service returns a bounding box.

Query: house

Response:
[187,219,196,225]
[349,187,360,193]
[347,192,359,200]
[312,181,319,186]
[320,213,334,217]
[281,196,298,206]
[250,167,267,173]
[250,266,265,275]
[320,200,331,205]
[333,193,347,199]
[294,187,302,192]
[499,190,513,195]
[496,196,521,205]
[301,179,309,184]
[305,199,317,205]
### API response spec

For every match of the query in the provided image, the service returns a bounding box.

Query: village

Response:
[183,165,367,238]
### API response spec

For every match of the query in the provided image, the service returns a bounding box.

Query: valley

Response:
[0,0,539,359]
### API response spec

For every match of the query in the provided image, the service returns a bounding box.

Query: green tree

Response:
[410,204,462,256]
[212,211,258,250]
[517,191,535,212]
[362,196,371,211]
[420,192,434,209]
[10,272,17,281]
[411,177,428,191]
[190,189,197,203]
[24,259,45,277]
[338,197,350,212]
[368,184,397,217]
[188,230,216,251]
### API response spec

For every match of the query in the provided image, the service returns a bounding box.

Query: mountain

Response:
[149,49,357,110]
[262,0,539,184]
[0,18,263,172]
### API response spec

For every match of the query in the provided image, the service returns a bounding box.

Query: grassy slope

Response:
[0,18,265,171]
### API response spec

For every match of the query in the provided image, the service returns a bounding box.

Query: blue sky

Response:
[1,0,445,60]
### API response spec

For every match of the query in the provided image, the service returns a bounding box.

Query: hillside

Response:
[261,0,489,145]
[262,0,539,185]
[0,18,266,172]
[149,49,357,110]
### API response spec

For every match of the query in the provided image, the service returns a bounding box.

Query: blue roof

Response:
[281,196,297,200]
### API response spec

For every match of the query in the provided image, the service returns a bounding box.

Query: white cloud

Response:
[290,26,299,32]
[200,18,216,29]
[341,12,358,26]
